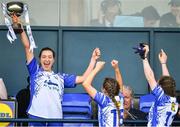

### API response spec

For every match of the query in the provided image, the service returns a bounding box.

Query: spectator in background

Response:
[16,77,30,126]
[160,0,180,27]
[133,5,160,27]
[16,76,30,119]
[90,0,122,27]
[141,6,160,27]
[0,78,7,99]
[123,85,147,120]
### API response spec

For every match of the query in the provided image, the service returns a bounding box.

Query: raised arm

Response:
[75,48,101,84]
[158,49,170,76]
[111,60,123,92]
[82,61,105,99]
[12,14,34,64]
[142,45,157,90]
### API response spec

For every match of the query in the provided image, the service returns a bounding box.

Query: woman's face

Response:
[40,50,55,72]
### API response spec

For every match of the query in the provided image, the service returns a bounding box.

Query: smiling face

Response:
[39,50,55,72]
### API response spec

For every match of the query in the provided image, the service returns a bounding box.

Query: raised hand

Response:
[159,49,169,76]
[158,49,167,64]
[11,13,23,33]
[111,59,119,69]
[133,43,146,59]
[11,14,20,24]
[143,44,149,58]
[111,59,123,90]
[92,48,101,60]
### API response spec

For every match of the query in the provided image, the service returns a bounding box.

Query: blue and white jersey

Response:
[94,92,124,127]
[148,85,178,127]
[27,57,76,118]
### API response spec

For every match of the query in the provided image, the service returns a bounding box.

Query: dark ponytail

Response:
[103,77,121,126]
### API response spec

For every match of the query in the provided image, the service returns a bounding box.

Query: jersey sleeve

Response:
[62,73,76,88]
[94,92,109,108]
[27,57,39,76]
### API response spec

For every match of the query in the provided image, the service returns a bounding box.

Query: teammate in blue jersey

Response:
[140,44,178,127]
[82,60,124,127]
[12,15,101,126]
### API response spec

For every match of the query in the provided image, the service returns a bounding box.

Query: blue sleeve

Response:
[62,73,76,88]
[94,92,109,108]
[27,57,39,76]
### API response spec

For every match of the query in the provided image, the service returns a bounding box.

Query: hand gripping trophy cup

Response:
[2,1,37,52]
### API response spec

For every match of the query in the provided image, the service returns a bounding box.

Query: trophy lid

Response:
[7,2,24,16]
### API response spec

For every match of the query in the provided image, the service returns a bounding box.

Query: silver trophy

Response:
[2,1,37,51]
[6,2,24,34]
